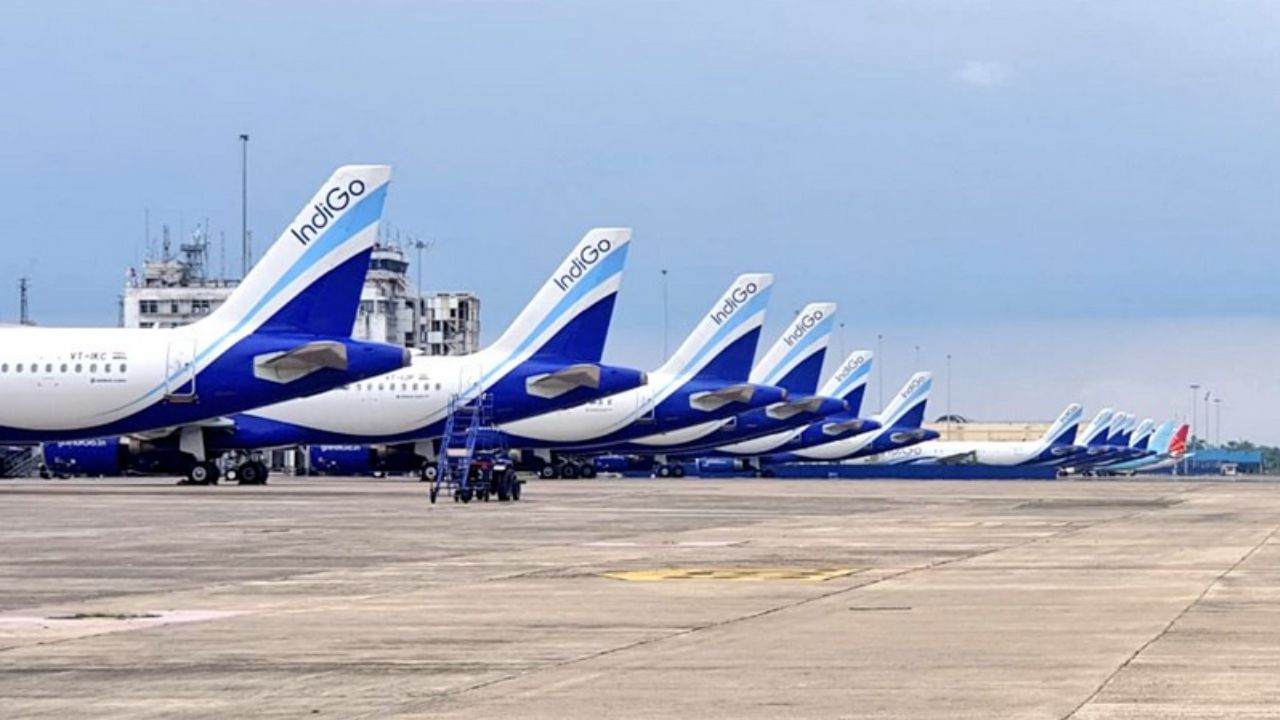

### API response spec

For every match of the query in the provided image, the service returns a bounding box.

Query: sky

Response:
[1,1,1277,441]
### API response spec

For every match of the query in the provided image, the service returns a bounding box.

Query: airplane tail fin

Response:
[1130,418,1156,450]
[1081,408,1115,446]
[654,274,773,383]
[875,372,933,429]
[1147,420,1177,454]
[749,302,836,394]
[1040,403,1084,446]
[487,228,632,362]
[818,351,873,415]
[1168,424,1191,457]
[203,165,392,338]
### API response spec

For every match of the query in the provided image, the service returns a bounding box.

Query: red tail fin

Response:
[1169,424,1190,456]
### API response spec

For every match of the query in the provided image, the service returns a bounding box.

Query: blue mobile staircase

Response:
[429,393,521,504]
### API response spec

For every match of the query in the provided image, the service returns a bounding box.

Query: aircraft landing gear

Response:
[236,460,269,485]
[182,461,220,486]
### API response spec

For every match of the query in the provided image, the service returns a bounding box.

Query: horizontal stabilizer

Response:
[525,363,610,399]
[766,396,834,420]
[254,341,349,384]
[822,417,875,436]
[690,383,771,412]
[935,451,977,465]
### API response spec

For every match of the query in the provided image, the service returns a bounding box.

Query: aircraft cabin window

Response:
[104,364,112,372]
[1,363,7,373]
[75,364,82,373]
[119,363,127,373]
[90,364,98,373]
[45,363,52,373]
[60,364,67,373]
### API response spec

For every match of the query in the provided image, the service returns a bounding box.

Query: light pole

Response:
[946,353,953,431]
[412,239,434,349]
[1188,383,1200,473]
[1213,397,1223,446]
[239,133,250,277]
[661,269,669,362]
[877,333,884,411]
[1204,391,1212,449]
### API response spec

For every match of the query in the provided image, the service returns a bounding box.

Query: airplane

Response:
[857,403,1084,467]
[676,350,881,470]
[2,166,409,462]
[552,302,849,477]
[1057,410,1154,473]
[499,274,791,478]
[1094,420,1188,475]
[761,371,937,469]
[42,228,648,484]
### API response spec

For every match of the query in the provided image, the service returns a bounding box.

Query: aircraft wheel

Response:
[580,464,597,479]
[539,465,558,479]
[561,463,580,480]
[420,465,438,483]
[238,461,268,485]
[671,464,686,478]
[188,461,220,486]
[656,465,672,478]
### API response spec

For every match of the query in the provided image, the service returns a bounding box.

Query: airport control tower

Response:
[122,229,480,355]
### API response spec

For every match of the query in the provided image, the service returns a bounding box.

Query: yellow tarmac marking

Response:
[603,568,857,582]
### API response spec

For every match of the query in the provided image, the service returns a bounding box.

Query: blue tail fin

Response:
[655,274,773,384]
[202,165,392,339]
[487,228,632,363]
[749,302,836,394]
[818,351,873,415]
[877,372,932,429]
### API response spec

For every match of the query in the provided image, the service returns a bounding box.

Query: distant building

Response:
[122,234,479,354]
[927,417,1052,442]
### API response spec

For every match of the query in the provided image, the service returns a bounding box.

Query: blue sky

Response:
[1,2,1276,440]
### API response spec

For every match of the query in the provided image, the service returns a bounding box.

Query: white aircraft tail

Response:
[875,372,933,428]
[1040,403,1084,445]
[654,273,773,382]
[749,302,836,392]
[202,165,392,337]
[817,351,874,414]
[486,228,632,362]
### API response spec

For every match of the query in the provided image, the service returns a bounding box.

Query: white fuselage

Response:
[498,369,690,445]
[865,438,1044,466]
[245,346,516,438]
[0,326,184,432]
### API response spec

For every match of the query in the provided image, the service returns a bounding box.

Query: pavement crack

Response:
[1061,520,1280,720]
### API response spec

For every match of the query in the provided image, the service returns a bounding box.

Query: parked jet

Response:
[42,227,647,483]
[500,274,790,477]
[762,371,937,468]
[559,302,848,477]
[1,165,408,448]
[1097,421,1189,475]
[863,403,1084,467]
[680,350,880,468]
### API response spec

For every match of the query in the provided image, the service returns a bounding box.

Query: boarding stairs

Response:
[1,446,39,478]
[430,392,516,504]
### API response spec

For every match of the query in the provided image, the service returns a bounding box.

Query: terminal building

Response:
[121,231,480,354]
[927,416,1051,442]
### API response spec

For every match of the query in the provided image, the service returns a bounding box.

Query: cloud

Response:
[956,61,1011,88]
